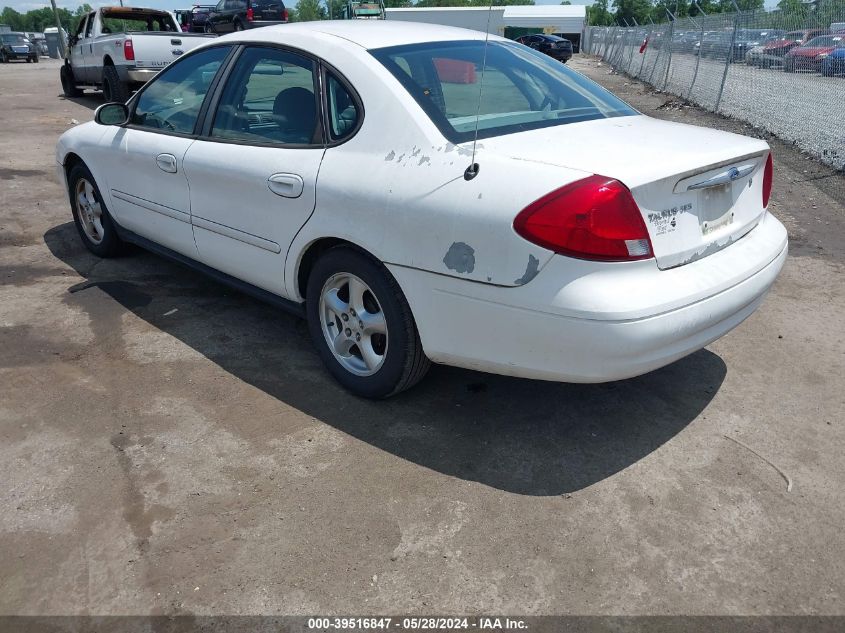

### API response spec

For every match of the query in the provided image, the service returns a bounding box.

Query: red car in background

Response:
[762,28,828,59]
[784,33,845,72]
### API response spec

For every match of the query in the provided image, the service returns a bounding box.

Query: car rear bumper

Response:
[246,20,288,28]
[126,67,160,83]
[388,212,787,383]
[547,49,572,60]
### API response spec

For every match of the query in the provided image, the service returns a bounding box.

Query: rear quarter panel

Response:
[282,35,582,297]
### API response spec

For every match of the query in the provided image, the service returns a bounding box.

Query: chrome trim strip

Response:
[111,190,189,223]
[191,215,282,254]
[687,164,756,191]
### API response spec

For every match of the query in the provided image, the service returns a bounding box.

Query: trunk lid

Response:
[481,115,770,269]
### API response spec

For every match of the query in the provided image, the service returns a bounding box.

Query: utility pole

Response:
[48,0,66,57]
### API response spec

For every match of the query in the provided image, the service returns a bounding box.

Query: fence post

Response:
[715,4,741,112]
[687,21,705,101]
[638,24,655,78]
[646,24,665,85]
[662,18,675,90]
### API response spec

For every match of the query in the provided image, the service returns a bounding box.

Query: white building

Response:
[385,5,587,51]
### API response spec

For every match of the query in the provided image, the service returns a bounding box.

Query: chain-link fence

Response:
[584,8,845,170]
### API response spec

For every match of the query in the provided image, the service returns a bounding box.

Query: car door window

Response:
[210,46,320,145]
[131,45,231,135]
[73,16,86,42]
[84,13,95,38]
[326,73,359,141]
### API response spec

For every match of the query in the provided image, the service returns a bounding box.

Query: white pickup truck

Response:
[60,6,214,102]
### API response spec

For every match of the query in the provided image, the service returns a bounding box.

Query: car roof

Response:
[219,20,501,50]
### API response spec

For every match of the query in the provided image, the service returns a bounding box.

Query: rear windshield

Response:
[371,40,636,144]
[101,12,178,32]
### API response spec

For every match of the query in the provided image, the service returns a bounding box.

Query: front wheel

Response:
[233,20,244,31]
[60,64,83,97]
[67,163,125,258]
[204,21,215,34]
[306,247,430,398]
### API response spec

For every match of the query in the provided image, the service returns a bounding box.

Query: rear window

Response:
[371,40,636,144]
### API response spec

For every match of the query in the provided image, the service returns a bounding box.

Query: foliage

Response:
[1,3,91,33]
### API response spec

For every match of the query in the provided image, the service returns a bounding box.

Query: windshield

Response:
[1,34,28,44]
[371,40,637,143]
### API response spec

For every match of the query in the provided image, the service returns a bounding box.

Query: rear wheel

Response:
[60,65,83,98]
[0,50,7,63]
[33,55,39,63]
[204,21,215,34]
[102,65,128,103]
[306,247,430,398]
[68,163,125,258]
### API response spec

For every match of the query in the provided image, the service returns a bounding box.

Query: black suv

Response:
[516,34,573,63]
[0,32,38,63]
[204,0,288,33]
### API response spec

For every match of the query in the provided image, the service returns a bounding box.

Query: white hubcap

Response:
[319,273,388,376]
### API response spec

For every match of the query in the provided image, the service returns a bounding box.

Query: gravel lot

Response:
[2,57,845,618]
[599,44,845,170]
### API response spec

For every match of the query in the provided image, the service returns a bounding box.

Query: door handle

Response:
[155,153,178,174]
[268,173,304,198]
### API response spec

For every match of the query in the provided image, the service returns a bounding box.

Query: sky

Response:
[3,0,777,18]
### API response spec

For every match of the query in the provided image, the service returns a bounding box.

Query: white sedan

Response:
[55,21,787,398]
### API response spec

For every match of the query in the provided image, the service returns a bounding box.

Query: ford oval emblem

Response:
[172,49,184,56]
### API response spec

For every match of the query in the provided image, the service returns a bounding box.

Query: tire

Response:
[102,65,128,103]
[60,64,83,98]
[0,51,7,63]
[33,55,39,63]
[306,246,430,398]
[26,56,32,63]
[204,21,215,34]
[233,20,244,31]
[67,163,125,258]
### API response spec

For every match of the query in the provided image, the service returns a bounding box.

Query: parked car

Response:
[55,22,786,398]
[731,29,784,62]
[204,0,288,34]
[756,29,829,67]
[784,34,845,72]
[696,31,731,58]
[60,6,214,102]
[189,5,216,32]
[821,44,845,75]
[515,34,573,63]
[0,32,38,63]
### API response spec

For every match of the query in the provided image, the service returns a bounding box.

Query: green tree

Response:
[586,0,614,25]
[613,0,652,24]
[560,0,572,4]
[290,0,328,21]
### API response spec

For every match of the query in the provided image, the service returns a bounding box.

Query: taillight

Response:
[282,8,289,20]
[246,6,254,20]
[514,175,653,262]
[762,153,773,208]
[123,38,134,61]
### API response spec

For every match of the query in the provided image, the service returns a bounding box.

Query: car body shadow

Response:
[45,222,726,496]
[58,93,102,111]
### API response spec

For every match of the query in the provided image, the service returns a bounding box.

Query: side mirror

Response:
[95,102,130,126]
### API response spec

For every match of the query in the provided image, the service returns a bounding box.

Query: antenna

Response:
[464,0,494,181]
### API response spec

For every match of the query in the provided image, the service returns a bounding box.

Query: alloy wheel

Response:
[75,178,105,244]
[319,272,388,376]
